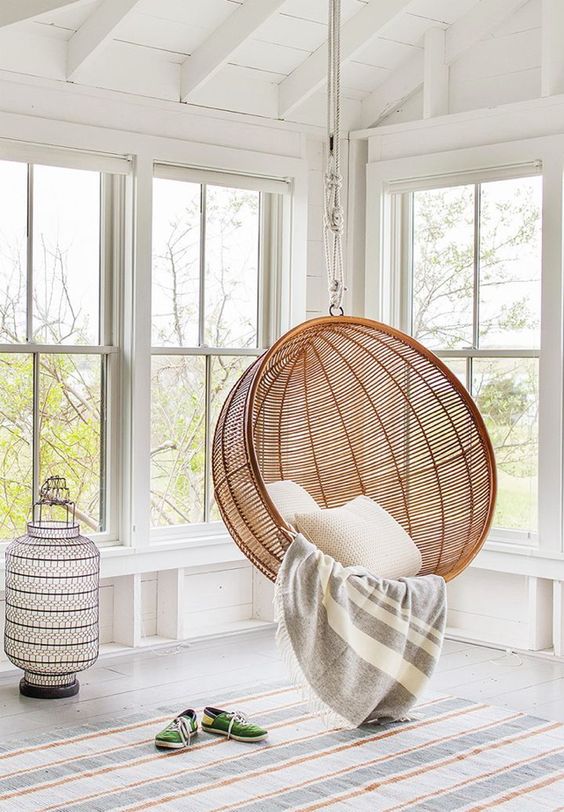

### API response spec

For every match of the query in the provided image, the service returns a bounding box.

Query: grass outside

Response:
[493,468,537,534]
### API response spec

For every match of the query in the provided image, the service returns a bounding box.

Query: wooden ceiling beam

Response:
[67,0,140,80]
[278,0,413,118]
[180,0,286,102]
[361,0,529,127]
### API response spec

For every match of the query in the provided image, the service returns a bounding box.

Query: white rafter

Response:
[279,0,412,118]
[0,0,82,28]
[180,0,286,102]
[67,0,140,80]
[541,0,564,96]
[361,0,529,127]
[423,27,448,119]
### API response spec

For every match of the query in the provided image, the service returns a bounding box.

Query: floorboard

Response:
[0,629,563,739]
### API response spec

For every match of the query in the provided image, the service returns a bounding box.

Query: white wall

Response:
[382,0,542,127]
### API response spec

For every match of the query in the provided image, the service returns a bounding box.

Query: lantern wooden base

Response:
[20,673,79,699]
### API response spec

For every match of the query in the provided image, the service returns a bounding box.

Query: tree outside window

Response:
[151,177,263,528]
[408,176,542,537]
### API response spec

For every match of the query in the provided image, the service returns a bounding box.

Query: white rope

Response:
[324,0,345,314]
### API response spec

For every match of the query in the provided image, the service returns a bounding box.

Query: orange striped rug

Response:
[0,683,562,811]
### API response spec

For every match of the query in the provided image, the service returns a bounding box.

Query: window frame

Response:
[149,165,287,543]
[0,160,125,547]
[395,174,542,545]
[366,141,564,560]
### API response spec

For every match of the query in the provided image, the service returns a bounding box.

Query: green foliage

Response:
[413,180,541,533]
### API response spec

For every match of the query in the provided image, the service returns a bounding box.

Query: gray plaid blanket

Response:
[274,534,447,728]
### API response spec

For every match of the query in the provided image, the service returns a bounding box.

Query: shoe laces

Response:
[169,715,194,747]
[226,710,249,739]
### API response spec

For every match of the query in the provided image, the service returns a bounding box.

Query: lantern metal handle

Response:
[34,476,77,526]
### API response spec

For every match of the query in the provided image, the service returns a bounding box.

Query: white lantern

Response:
[4,477,100,698]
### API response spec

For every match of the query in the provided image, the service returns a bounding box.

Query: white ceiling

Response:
[0,0,526,128]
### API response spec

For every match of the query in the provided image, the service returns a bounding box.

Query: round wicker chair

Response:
[212,316,496,583]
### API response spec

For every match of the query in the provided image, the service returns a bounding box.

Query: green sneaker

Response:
[201,707,268,742]
[155,709,198,749]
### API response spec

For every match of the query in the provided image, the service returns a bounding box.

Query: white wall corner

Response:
[156,568,186,640]
[527,576,553,650]
[112,573,142,647]
[252,568,275,623]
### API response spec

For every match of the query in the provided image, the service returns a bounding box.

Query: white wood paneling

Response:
[280,0,367,26]
[180,0,286,100]
[451,27,540,83]
[155,569,183,639]
[99,581,115,644]
[0,0,82,28]
[408,0,477,25]
[112,573,142,647]
[67,0,141,79]
[362,0,531,126]
[341,61,389,94]
[254,13,326,53]
[231,38,313,77]
[141,572,158,637]
[111,12,205,57]
[354,35,417,71]
[554,581,564,656]
[182,565,253,635]
[279,0,413,117]
[187,63,282,118]
[496,0,540,36]
[252,569,275,623]
[24,1,99,31]
[447,569,532,649]
[541,0,564,96]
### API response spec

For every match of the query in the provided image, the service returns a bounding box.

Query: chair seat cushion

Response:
[266,480,321,528]
[295,495,422,578]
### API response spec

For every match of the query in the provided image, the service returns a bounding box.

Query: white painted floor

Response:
[1,629,563,740]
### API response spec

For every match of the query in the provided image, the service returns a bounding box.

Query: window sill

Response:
[472,538,564,580]
[2,527,562,584]
[0,529,247,587]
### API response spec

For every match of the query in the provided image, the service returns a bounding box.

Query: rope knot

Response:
[325,204,344,234]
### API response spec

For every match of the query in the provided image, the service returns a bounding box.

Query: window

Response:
[401,175,542,541]
[151,172,275,530]
[0,160,117,541]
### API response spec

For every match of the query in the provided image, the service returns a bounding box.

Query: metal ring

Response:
[329,305,345,317]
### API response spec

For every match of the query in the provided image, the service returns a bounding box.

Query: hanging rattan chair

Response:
[212,316,496,583]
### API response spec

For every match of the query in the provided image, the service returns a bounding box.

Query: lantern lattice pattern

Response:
[4,478,100,698]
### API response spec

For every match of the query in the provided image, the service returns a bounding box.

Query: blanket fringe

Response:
[274,578,356,731]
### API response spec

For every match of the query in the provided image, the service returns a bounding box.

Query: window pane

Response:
[442,358,467,388]
[0,161,27,344]
[208,354,256,521]
[0,354,33,538]
[151,355,206,526]
[472,358,538,534]
[479,177,542,349]
[205,186,259,348]
[33,165,101,345]
[152,179,201,347]
[412,185,475,350]
[39,354,104,532]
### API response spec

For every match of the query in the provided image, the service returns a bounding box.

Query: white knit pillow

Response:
[266,480,320,528]
[295,495,422,578]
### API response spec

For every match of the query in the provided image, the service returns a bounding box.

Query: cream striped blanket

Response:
[274,533,447,728]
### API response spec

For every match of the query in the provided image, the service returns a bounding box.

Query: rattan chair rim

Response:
[215,314,497,583]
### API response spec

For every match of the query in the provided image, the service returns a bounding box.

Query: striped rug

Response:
[1,682,563,811]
